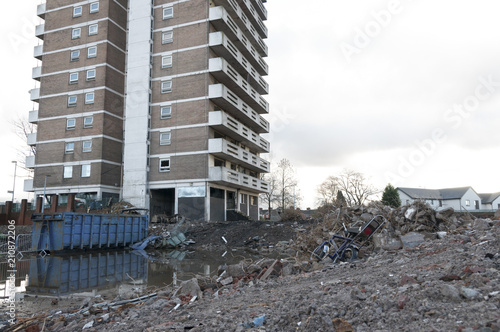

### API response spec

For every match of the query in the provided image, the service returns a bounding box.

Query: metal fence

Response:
[0,234,33,256]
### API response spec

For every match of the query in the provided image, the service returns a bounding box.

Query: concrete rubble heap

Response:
[2,202,499,331]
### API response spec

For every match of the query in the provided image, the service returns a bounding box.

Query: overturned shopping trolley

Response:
[311,215,387,263]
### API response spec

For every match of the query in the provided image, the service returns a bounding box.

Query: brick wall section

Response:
[150,126,209,155]
[152,73,209,103]
[154,0,209,29]
[153,47,209,78]
[149,154,209,182]
[151,99,209,128]
[153,23,209,54]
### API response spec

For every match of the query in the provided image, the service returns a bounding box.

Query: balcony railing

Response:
[209,84,269,133]
[251,0,267,20]
[24,179,34,192]
[35,24,45,40]
[37,3,46,19]
[209,111,270,153]
[210,58,268,113]
[30,88,40,102]
[235,0,267,38]
[27,132,37,146]
[32,66,42,81]
[209,166,269,193]
[210,31,268,76]
[25,156,35,169]
[29,110,39,124]
[214,0,267,38]
[210,6,267,57]
[209,138,270,173]
[34,45,43,60]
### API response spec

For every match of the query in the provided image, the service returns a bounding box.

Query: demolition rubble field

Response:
[3,203,500,332]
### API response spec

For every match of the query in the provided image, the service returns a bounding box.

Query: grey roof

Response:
[397,187,473,200]
[478,192,500,204]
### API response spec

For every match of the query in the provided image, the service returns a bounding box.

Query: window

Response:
[66,118,76,130]
[73,6,82,17]
[159,158,170,172]
[161,80,172,93]
[86,69,96,81]
[89,24,98,36]
[70,50,80,61]
[65,142,75,154]
[63,166,73,178]
[72,28,81,39]
[162,55,172,68]
[161,106,172,119]
[160,132,171,145]
[85,92,95,104]
[88,46,97,58]
[68,95,77,107]
[82,140,92,152]
[83,116,93,128]
[90,2,99,13]
[162,31,173,44]
[81,164,91,178]
[465,199,470,206]
[69,72,79,84]
[163,7,173,19]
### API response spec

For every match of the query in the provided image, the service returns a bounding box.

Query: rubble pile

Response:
[6,218,499,331]
[110,201,136,214]
[295,201,493,257]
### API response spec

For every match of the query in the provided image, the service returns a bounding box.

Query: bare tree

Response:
[319,169,378,207]
[11,116,36,169]
[316,176,338,206]
[333,169,378,206]
[260,172,279,214]
[276,158,298,211]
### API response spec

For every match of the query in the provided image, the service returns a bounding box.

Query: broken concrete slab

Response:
[400,232,426,248]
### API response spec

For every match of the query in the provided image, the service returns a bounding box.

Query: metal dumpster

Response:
[31,212,148,252]
[26,251,148,296]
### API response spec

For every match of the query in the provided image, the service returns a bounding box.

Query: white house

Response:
[397,187,483,211]
[479,193,500,211]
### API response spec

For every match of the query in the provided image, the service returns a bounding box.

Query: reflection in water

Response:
[1,248,267,299]
[26,251,148,297]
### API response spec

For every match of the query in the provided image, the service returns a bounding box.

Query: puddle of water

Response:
[0,248,275,300]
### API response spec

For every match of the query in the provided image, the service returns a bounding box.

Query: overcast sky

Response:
[1,0,499,209]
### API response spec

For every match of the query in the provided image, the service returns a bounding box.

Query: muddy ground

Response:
[2,211,499,332]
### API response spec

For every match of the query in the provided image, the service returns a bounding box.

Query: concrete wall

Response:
[122,0,153,209]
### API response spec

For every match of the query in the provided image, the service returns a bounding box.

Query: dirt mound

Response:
[185,220,302,252]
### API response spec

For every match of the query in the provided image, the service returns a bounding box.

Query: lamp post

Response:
[10,161,17,202]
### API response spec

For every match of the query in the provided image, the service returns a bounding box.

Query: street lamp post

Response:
[10,161,17,202]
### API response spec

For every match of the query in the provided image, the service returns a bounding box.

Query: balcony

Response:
[32,66,42,81]
[251,0,267,20]
[25,156,35,169]
[214,0,267,38]
[24,179,34,192]
[37,3,46,19]
[209,138,270,173]
[210,31,268,76]
[210,6,267,57]
[209,111,270,153]
[209,84,269,133]
[27,132,37,146]
[235,0,267,38]
[34,45,43,60]
[209,166,269,193]
[29,110,39,123]
[35,24,45,40]
[30,88,40,102]
[210,58,268,113]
